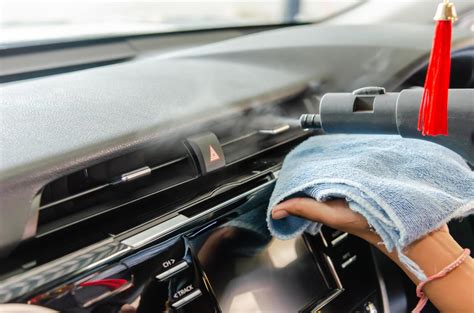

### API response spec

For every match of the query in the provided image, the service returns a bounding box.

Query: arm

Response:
[272,198,474,312]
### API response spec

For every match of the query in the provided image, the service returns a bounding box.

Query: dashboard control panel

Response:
[13,180,384,313]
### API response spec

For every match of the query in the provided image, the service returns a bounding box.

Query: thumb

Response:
[272,197,336,225]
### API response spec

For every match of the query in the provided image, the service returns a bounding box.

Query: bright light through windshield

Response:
[0,0,361,45]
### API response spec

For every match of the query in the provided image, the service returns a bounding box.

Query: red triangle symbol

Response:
[209,145,220,162]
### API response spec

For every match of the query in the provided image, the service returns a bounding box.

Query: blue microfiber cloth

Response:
[267,134,474,280]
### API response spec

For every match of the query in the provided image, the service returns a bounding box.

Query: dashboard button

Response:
[330,232,349,246]
[341,255,358,269]
[152,237,187,276]
[155,260,189,281]
[185,132,226,174]
[171,287,203,309]
[321,226,345,245]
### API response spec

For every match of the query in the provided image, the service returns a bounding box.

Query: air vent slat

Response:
[150,156,187,170]
[40,183,109,211]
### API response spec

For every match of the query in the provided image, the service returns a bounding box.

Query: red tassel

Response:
[418,1,456,136]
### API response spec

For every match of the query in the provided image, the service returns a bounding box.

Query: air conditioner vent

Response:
[36,88,320,238]
[38,145,197,236]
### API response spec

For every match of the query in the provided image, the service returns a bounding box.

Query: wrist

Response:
[363,229,474,312]
[403,230,465,279]
[368,229,469,283]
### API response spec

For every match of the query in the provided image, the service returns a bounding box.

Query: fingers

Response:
[272,198,382,249]
[272,198,337,225]
[272,198,370,236]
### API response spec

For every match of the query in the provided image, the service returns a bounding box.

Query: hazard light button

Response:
[185,132,226,174]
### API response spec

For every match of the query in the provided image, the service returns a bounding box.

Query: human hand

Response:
[272,198,450,248]
[271,197,454,276]
[272,198,473,312]
[271,198,380,245]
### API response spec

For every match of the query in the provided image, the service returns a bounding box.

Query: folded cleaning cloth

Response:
[267,134,474,280]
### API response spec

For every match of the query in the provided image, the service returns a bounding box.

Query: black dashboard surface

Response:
[0,23,472,254]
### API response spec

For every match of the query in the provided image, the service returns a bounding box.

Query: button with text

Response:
[171,284,203,309]
[149,237,187,281]
[155,260,189,281]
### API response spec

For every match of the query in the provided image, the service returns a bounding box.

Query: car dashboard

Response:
[0,23,473,313]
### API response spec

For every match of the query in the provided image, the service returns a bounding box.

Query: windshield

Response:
[0,0,361,45]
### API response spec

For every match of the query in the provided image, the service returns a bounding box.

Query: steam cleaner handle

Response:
[300,88,473,165]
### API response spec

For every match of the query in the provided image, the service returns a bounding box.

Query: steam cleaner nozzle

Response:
[299,114,321,129]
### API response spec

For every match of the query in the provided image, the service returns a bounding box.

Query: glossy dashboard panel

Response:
[17,180,381,313]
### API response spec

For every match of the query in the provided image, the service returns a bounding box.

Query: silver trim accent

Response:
[341,255,358,269]
[319,232,328,247]
[120,166,151,183]
[171,289,202,308]
[307,240,344,312]
[330,232,348,246]
[121,179,276,249]
[122,214,189,248]
[323,254,343,289]
[310,289,344,313]
[258,124,291,135]
[81,247,131,273]
[155,261,189,281]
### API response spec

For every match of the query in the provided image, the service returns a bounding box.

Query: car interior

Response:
[1,1,473,312]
